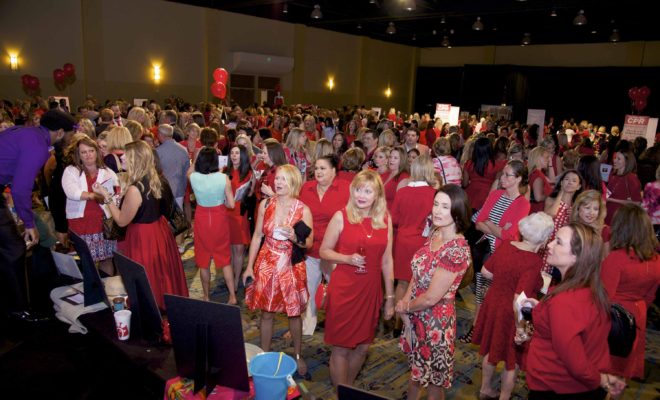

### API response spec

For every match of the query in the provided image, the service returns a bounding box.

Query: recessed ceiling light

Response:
[609,29,620,42]
[573,9,587,26]
[386,22,396,35]
[310,4,322,19]
[472,16,484,31]
[550,8,557,17]
[591,30,597,34]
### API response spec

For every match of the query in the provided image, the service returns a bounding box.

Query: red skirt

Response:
[227,201,250,245]
[194,205,231,267]
[118,217,189,310]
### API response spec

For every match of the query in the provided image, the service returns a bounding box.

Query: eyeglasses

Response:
[503,173,518,178]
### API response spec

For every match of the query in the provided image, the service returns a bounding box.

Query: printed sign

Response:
[526,109,546,137]
[434,103,451,122]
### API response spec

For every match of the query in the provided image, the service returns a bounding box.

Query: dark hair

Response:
[200,127,218,147]
[507,159,529,187]
[316,154,339,171]
[471,137,495,176]
[549,169,583,201]
[435,184,472,234]
[258,128,272,140]
[332,132,349,156]
[610,204,659,261]
[577,155,603,194]
[493,136,509,158]
[407,148,420,156]
[194,146,219,174]
[191,112,205,127]
[226,144,251,182]
[264,140,287,166]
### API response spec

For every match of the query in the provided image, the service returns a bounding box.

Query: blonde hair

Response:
[124,140,162,199]
[76,118,95,138]
[312,138,333,164]
[527,146,548,172]
[571,190,606,230]
[276,164,302,197]
[346,170,387,229]
[235,133,254,157]
[410,155,438,188]
[127,107,151,128]
[106,126,133,152]
[124,120,143,141]
[378,129,396,147]
[285,127,306,151]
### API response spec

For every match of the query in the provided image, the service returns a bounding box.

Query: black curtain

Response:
[415,65,660,127]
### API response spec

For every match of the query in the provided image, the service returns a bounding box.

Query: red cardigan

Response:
[475,190,530,250]
[526,288,610,394]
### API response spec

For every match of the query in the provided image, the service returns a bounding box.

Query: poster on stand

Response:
[526,109,546,136]
[622,115,657,144]
[434,103,451,122]
[449,106,460,126]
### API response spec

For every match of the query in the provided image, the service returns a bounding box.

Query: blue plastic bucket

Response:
[249,352,297,400]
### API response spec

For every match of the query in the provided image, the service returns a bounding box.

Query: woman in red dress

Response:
[605,150,642,225]
[92,141,188,310]
[337,147,365,183]
[462,137,506,211]
[601,204,660,383]
[571,190,611,245]
[527,146,555,213]
[320,170,395,387]
[225,144,254,291]
[391,156,437,334]
[395,184,472,400]
[243,165,313,377]
[472,213,554,400]
[381,146,410,208]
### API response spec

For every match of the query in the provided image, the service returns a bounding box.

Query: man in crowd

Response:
[0,109,75,323]
[160,110,184,141]
[95,108,115,136]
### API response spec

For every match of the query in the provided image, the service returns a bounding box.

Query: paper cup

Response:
[114,309,132,341]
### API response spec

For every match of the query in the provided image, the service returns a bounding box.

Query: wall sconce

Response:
[327,77,335,91]
[385,86,392,98]
[9,54,19,71]
[152,65,161,83]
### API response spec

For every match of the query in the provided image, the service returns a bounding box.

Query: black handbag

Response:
[103,217,126,241]
[608,303,637,357]
[168,203,189,236]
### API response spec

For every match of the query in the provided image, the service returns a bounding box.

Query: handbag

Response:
[608,303,636,357]
[103,217,126,241]
[168,203,189,236]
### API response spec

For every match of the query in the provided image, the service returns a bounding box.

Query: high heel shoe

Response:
[457,325,474,344]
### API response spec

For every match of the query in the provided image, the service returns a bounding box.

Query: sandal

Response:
[458,325,474,344]
[294,354,311,380]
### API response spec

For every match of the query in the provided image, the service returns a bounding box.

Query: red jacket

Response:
[475,190,530,250]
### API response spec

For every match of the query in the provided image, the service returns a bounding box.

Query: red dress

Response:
[464,160,506,210]
[381,171,410,209]
[227,169,252,245]
[601,249,660,378]
[336,170,357,183]
[472,241,543,370]
[399,237,471,388]
[324,209,388,348]
[529,169,552,213]
[118,179,189,310]
[605,173,642,225]
[245,197,308,316]
[391,184,436,281]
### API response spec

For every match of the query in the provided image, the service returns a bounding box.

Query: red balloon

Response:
[212,67,228,84]
[639,86,651,99]
[63,63,75,77]
[211,81,227,99]
[53,69,66,84]
[635,98,648,112]
[28,76,40,90]
[628,87,639,100]
[21,74,30,87]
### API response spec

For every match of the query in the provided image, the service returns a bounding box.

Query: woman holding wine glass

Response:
[320,170,395,387]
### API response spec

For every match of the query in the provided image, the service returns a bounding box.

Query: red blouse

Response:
[298,178,351,258]
[464,159,506,210]
[529,168,552,213]
[68,174,104,235]
[526,288,610,394]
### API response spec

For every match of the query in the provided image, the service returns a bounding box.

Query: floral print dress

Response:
[400,237,471,388]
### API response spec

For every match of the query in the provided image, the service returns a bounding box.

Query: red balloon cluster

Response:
[628,86,651,114]
[21,74,41,93]
[211,67,229,99]
[53,62,76,89]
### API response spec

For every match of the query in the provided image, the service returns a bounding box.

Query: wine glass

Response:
[355,245,367,274]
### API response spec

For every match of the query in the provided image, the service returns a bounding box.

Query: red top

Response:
[179,139,202,159]
[298,178,350,258]
[381,171,410,208]
[256,166,277,202]
[475,190,530,250]
[271,129,283,143]
[601,249,660,378]
[529,168,552,213]
[526,288,610,393]
[68,174,104,235]
[464,159,506,210]
[304,130,318,141]
[605,173,642,225]
[336,170,357,183]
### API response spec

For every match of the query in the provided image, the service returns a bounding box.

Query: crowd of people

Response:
[1,95,660,399]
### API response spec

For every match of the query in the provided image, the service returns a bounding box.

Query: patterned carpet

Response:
[179,239,660,400]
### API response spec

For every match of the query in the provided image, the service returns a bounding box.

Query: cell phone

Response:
[521,306,533,321]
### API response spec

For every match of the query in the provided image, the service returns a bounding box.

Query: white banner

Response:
[434,103,451,122]
[526,109,546,137]
[449,106,460,126]
[622,115,654,143]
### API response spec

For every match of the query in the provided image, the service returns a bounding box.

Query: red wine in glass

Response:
[355,245,367,274]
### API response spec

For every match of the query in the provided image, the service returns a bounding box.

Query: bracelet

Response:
[103,196,113,205]
[385,295,395,299]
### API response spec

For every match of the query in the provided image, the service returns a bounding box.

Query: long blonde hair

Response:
[346,170,387,229]
[124,140,162,199]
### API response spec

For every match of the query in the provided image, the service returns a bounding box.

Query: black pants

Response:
[528,388,607,400]
[0,189,27,316]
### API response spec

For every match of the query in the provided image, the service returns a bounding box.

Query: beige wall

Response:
[2,0,658,113]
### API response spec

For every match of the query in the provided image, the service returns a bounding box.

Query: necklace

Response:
[359,218,374,239]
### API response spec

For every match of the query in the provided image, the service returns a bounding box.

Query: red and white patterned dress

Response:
[245,197,309,316]
[540,201,571,273]
[400,237,471,388]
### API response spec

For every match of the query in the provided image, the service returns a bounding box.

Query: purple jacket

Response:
[0,125,52,228]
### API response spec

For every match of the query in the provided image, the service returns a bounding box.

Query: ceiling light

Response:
[550,8,557,17]
[283,2,288,13]
[386,22,396,35]
[402,0,416,11]
[357,23,362,29]
[591,30,597,34]
[521,32,531,46]
[472,16,484,31]
[432,29,437,35]
[440,16,446,24]
[610,29,620,43]
[310,4,322,19]
[573,9,587,26]
[441,36,450,47]
[369,0,377,3]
